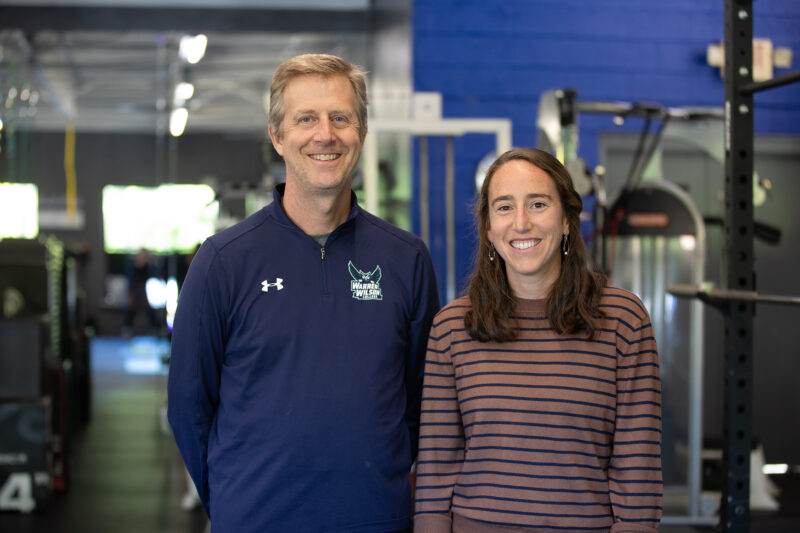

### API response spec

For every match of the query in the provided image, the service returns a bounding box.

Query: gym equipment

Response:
[362,116,512,302]
[0,400,52,513]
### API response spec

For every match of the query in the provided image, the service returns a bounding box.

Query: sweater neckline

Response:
[515,297,547,316]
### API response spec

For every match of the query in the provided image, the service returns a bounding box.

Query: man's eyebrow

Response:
[291,109,355,119]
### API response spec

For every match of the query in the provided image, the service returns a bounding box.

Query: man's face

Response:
[269,74,364,197]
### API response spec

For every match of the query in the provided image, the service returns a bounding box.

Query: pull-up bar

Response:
[668,283,800,307]
[740,70,800,95]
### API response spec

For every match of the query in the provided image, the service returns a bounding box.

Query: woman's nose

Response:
[513,207,530,231]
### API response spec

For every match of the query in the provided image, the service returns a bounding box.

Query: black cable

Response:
[623,115,652,192]
[627,114,671,193]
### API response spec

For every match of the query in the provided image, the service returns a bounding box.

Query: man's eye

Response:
[299,116,313,123]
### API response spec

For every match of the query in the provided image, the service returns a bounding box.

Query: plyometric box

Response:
[0,399,53,512]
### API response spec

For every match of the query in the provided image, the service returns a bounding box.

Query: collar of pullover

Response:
[269,183,360,236]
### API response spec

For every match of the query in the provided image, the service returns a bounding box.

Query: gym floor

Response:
[0,336,209,533]
[0,336,797,533]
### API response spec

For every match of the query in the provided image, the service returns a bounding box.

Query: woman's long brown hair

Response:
[464,148,607,342]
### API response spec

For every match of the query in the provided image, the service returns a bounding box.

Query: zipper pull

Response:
[321,246,326,260]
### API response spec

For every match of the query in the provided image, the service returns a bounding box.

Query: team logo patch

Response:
[347,261,383,301]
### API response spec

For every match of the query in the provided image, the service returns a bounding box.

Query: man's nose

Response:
[313,117,334,141]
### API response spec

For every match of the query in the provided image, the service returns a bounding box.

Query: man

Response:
[167,54,440,532]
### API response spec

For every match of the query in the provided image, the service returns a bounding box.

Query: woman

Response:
[414,148,662,532]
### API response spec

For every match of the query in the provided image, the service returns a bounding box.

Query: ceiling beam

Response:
[0,6,369,33]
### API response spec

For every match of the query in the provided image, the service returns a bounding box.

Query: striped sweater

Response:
[414,287,662,533]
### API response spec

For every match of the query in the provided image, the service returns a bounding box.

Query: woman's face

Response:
[486,159,568,299]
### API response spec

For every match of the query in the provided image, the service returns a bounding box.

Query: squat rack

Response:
[668,2,800,532]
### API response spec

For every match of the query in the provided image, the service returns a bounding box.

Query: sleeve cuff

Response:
[610,521,659,533]
[414,512,452,533]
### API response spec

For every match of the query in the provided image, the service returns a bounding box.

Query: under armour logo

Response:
[261,278,284,292]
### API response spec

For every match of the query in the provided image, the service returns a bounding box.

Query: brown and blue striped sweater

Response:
[414,287,662,532]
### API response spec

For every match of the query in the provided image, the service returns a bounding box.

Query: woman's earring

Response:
[561,234,570,256]
[488,242,496,262]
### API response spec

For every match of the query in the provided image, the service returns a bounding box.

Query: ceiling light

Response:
[762,463,789,475]
[169,107,188,137]
[174,82,195,104]
[179,34,208,64]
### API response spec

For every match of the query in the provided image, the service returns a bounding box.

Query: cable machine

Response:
[536,89,725,525]
[362,117,512,302]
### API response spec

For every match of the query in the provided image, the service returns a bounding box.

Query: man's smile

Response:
[309,153,341,161]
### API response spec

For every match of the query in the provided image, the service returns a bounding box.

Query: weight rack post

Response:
[722,1,755,530]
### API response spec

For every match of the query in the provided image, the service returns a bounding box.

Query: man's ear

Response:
[268,126,284,156]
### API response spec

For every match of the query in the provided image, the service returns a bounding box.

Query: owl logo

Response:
[347,261,383,301]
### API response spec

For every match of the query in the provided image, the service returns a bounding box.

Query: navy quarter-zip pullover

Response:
[168,184,440,532]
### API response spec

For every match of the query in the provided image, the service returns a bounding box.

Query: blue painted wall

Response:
[411,0,800,303]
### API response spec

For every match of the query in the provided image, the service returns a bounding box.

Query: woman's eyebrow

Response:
[490,193,552,206]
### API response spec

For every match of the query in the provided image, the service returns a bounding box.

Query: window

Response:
[102,184,218,254]
[0,183,38,239]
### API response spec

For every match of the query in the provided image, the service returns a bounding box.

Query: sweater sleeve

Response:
[413,312,464,533]
[167,241,228,516]
[404,248,441,461]
[609,296,663,532]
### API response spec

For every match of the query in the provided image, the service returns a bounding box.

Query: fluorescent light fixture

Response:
[170,107,189,137]
[179,34,208,64]
[174,81,195,102]
[762,463,789,475]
